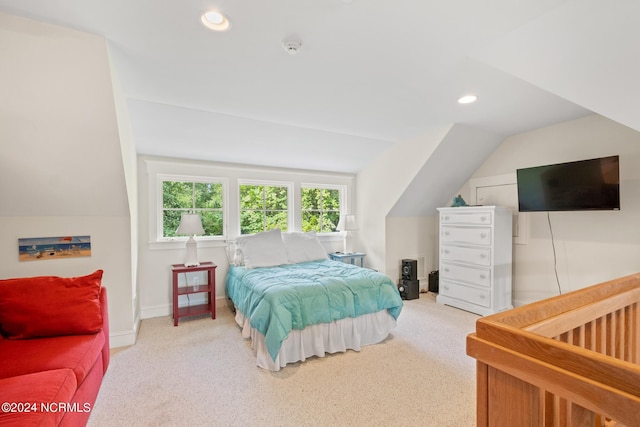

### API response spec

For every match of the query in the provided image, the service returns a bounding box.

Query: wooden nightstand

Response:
[329,252,366,267]
[171,262,216,326]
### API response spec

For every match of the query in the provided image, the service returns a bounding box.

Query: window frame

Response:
[300,183,346,235]
[237,179,293,235]
[156,173,228,242]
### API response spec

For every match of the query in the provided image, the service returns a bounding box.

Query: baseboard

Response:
[140,297,227,320]
[140,303,171,319]
[109,317,140,348]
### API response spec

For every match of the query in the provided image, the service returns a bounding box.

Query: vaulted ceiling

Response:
[1,0,637,174]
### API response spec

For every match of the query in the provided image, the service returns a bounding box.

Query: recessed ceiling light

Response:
[201,11,230,32]
[458,95,478,104]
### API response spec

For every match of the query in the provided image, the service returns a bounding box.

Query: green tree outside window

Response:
[239,184,288,234]
[301,187,341,233]
[162,180,224,237]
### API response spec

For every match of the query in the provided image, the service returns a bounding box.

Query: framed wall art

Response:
[18,235,91,262]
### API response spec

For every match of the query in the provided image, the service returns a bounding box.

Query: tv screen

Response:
[516,156,620,212]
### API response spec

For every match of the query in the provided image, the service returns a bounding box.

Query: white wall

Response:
[0,12,137,347]
[356,123,505,282]
[137,156,353,319]
[355,125,453,273]
[380,124,506,283]
[385,216,439,290]
[468,114,640,305]
[0,217,133,334]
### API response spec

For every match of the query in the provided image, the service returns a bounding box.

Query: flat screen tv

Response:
[516,155,620,212]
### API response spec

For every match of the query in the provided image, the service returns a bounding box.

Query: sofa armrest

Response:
[100,287,110,373]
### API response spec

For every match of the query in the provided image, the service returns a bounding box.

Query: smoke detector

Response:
[282,38,302,55]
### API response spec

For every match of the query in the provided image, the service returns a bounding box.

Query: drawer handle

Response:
[480,274,486,279]
[444,249,450,254]
[480,254,487,259]
[444,216,450,221]
[444,268,450,273]
[444,231,450,236]
[480,216,487,222]
[479,294,486,299]
[443,285,449,290]
[480,233,487,238]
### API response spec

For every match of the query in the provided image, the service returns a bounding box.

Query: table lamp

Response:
[176,213,205,267]
[337,214,358,254]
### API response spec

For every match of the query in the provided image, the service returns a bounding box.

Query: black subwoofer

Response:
[398,279,419,300]
[401,259,418,281]
[428,270,439,293]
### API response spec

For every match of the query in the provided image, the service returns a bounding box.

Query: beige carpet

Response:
[88,293,479,427]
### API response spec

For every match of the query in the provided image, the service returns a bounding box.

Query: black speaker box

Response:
[401,259,417,281]
[398,279,419,300]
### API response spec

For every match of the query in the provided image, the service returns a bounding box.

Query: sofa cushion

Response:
[0,368,77,427]
[0,332,105,385]
[0,270,103,339]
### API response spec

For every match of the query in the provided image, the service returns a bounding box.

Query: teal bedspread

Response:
[225,259,403,361]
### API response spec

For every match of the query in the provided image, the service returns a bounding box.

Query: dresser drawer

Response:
[441,226,492,246]
[440,262,491,287]
[439,280,490,308]
[441,245,491,266]
[440,211,492,226]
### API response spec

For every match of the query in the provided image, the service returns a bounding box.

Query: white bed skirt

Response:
[234,308,397,371]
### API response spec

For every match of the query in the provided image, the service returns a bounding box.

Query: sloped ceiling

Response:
[0,13,129,217]
[389,0,640,216]
[1,1,638,219]
[388,124,505,217]
[473,0,640,133]
[0,0,605,175]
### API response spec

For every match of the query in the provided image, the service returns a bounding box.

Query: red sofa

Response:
[0,271,110,426]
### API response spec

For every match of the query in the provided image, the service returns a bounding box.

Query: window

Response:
[239,183,289,234]
[161,178,224,238]
[301,186,342,233]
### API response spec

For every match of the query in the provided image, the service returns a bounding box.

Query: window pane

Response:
[240,210,263,234]
[266,211,288,232]
[163,181,192,209]
[323,211,340,232]
[301,188,319,210]
[240,184,289,234]
[240,185,264,209]
[301,186,342,233]
[195,182,222,209]
[163,209,184,237]
[200,210,223,236]
[302,211,321,232]
[322,189,340,210]
[161,178,225,239]
[265,186,288,210]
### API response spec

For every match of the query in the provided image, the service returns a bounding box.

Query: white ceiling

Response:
[1,0,637,174]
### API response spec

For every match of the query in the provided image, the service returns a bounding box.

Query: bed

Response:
[225,229,403,371]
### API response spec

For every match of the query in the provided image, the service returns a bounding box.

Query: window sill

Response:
[149,232,344,250]
[148,238,228,251]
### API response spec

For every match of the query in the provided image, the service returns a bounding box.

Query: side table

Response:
[171,262,216,326]
[329,252,366,267]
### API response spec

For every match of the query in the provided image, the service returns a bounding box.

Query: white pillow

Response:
[282,231,328,264]
[236,229,289,269]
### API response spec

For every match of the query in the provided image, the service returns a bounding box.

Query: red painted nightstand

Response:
[171,262,216,326]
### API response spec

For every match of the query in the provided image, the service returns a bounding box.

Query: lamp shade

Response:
[337,214,358,232]
[176,213,205,236]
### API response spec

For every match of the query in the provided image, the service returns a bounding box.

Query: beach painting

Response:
[18,236,91,262]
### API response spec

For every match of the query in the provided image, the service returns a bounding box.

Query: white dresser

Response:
[436,206,513,316]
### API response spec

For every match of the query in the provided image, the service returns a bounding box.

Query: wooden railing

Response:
[467,273,640,426]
